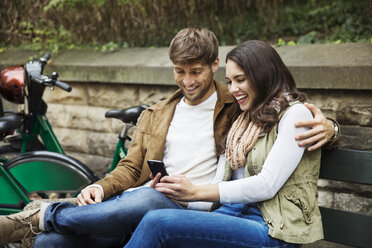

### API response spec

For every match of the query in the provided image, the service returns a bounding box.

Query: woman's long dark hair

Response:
[226,40,307,133]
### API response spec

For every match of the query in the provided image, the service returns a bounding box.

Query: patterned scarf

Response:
[225,111,262,170]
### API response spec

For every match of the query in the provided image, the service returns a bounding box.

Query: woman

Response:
[124,40,323,248]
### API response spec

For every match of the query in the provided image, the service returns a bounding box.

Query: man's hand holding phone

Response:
[148,160,168,188]
[149,171,163,188]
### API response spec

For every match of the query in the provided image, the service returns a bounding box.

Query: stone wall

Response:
[42,83,178,175]
[0,44,371,243]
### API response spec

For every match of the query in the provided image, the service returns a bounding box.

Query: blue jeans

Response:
[125,203,300,248]
[34,187,183,248]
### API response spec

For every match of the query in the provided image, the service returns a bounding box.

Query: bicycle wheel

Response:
[0,151,99,210]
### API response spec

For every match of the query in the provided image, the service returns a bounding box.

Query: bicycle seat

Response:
[105,104,149,125]
[0,114,22,134]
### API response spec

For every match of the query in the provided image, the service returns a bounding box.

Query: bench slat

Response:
[320,149,372,184]
[320,207,372,248]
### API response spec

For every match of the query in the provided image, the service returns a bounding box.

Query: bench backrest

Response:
[319,148,372,248]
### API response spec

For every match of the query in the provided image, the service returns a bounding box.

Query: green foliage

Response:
[0,0,371,52]
[277,38,296,46]
[44,0,107,10]
[11,20,73,53]
[277,38,286,46]
[297,31,318,45]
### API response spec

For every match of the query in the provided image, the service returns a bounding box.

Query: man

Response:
[0,27,339,247]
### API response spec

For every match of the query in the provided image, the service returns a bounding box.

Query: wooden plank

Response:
[320,207,372,248]
[320,149,372,184]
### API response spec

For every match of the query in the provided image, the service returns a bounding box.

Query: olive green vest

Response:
[222,102,323,244]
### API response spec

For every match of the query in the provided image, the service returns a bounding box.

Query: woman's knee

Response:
[142,209,181,229]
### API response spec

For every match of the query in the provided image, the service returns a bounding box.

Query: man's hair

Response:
[169,27,219,66]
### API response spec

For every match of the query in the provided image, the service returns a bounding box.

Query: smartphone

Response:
[147,160,168,179]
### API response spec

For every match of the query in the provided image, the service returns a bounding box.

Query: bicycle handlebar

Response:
[40,53,51,65]
[31,74,72,92]
[55,80,72,92]
[30,75,44,84]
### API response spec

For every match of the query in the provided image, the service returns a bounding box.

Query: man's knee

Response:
[124,187,166,204]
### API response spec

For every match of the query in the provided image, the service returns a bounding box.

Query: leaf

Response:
[277,38,286,46]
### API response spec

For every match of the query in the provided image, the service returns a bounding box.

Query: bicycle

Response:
[0,54,148,215]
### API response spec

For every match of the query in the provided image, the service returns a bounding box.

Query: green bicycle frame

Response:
[25,114,126,171]
[110,139,127,171]
[0,166,30,214]
[21,115,65,154]
[0,114,64,165]
[0,112,127,215]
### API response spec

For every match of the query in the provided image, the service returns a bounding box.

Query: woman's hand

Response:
[155,175,220,203]
[155,175,197,202]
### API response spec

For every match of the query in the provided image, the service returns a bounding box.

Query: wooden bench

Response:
[314,148,372,248]
[19,148,372,248]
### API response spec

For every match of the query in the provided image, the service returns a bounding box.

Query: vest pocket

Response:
[284,190,313,224]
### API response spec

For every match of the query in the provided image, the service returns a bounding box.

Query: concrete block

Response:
[334,193,372,215]
[304,89,372,127]
[53,127,89,153]
[44,83,88,105]
[318,179,372,195]
[46,104,112,132]
[139,85,177,105]
[86,131,117,157]
[87,83,139,108]
[55,127,117,157]
[340,125,372,151]
[1,43,371,89]
[318,190,334,208]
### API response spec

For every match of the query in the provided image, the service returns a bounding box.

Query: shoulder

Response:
[281,103,313,123]
[276,103,313,134]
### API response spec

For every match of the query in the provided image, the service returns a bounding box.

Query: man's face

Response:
[173,59,219,106]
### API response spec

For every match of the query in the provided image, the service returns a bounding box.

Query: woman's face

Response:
[225,59,256,111]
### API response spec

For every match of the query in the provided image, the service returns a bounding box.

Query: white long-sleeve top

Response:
[219,103,313,204]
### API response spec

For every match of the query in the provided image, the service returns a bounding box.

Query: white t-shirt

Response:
[162,92,218,185]
[93,92,223,211]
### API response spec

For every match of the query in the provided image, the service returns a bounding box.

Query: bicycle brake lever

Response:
[51,72,71,92]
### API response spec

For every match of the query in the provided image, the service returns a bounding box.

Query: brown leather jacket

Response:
[96,81,237,200]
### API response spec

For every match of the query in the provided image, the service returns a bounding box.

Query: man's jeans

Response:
[125,203,300,248]
[33,187,182,248]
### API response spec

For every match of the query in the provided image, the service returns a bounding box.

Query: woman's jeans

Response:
[125,203,300,248]
[33,187,182,248]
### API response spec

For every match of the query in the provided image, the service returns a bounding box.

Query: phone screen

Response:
[147,160,168,178]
